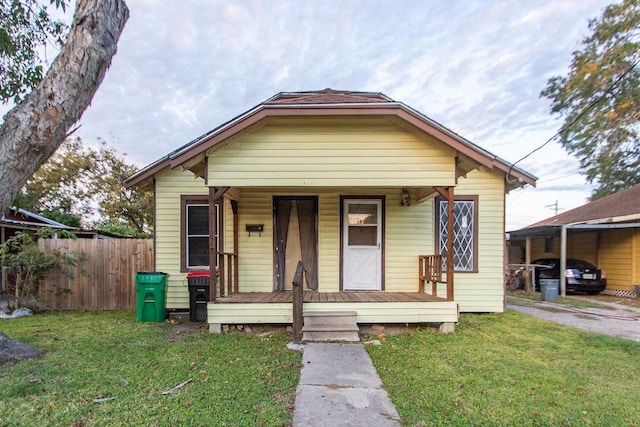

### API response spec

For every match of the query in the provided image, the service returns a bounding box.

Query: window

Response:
[180,196,220,271]
[186,204,209,268]
[436,196,478,272]
[544,236,554,253]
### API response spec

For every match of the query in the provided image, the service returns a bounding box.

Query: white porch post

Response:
[560,225,567,297]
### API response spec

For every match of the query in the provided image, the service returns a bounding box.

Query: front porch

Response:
[207,289,459,330]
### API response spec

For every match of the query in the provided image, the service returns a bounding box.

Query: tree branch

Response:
[0,0,129,215]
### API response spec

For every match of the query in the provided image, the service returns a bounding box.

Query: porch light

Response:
[401,187,411,206]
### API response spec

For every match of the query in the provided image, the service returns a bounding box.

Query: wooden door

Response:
[274,197,318,291]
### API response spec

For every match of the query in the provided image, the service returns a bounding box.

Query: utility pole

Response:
[545,200,563,216]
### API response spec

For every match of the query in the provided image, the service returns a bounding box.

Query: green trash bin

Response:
[136,272,168,322]
[540,278,559,301]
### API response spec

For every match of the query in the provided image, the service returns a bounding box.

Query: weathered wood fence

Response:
[38,238,153,310]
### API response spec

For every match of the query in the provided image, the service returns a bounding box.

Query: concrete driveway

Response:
[507,296,640,342]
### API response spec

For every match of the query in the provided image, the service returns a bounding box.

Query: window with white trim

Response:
[436,196,478,272]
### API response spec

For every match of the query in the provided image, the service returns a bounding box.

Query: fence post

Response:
[292,261,304,344]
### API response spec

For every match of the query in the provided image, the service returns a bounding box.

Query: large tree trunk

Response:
[0,0,129,215]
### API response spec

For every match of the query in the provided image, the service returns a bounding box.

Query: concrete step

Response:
[302,311,360,342]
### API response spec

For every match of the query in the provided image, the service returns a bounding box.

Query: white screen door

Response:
[343,199,382,290]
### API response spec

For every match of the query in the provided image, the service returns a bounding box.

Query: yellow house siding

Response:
[234,187,438,294]
[385,191,434,291]
[317,190,340,292]
[530,232,599,263]
[236,189,273,292]
[527,229,637,292]
[634,229,640,286]
[207,301,459,324]
[569,232,598,264]
[207,118,456,187]
[600,229,633,291]
[155,168,208,309]
[234,181,505,314]
[224,198,234,253]
[452,169,506,313]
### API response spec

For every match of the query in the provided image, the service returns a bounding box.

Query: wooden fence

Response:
[38,238,153,310]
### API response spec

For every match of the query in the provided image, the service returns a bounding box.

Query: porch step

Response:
[302,311,359,342]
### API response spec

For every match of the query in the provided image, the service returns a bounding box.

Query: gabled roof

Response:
[265,88,393,104]
[125,89,537,189]
[527,183,640,227]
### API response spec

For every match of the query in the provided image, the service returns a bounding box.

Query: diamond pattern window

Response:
[437,196,478,272]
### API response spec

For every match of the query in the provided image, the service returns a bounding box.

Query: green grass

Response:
[0,312,301,426]
[368,312,640,426]
[5,310,640,426]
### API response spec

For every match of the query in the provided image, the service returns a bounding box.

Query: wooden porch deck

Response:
[215,291,448,304]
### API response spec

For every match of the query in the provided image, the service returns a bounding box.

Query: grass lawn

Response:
[367,311,640,426]
[0,311,301,426]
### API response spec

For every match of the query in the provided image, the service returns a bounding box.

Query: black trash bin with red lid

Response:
[187,271,210,322]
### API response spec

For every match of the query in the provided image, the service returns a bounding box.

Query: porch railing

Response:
[292,261,305,344]
[213,251,238,301]
[418,255,447,299]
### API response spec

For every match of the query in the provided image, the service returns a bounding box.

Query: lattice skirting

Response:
[601,289,638,298]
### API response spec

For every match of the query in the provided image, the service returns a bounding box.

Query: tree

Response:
[0,0,129,217]
[94,142,153,236]
[0,0,69,103]
[17,137,153,234]
[541,0,640,200]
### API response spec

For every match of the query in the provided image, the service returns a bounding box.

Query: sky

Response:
[6,0,618,230]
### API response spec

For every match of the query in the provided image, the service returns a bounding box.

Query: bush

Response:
[0,228,81,312]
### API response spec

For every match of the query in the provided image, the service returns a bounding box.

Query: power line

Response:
[544,200,564,215]
[507,59,639,183]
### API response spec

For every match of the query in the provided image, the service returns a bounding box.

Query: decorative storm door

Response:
[343,199,382,290]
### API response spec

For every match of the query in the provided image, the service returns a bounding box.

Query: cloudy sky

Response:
[12,0,618,229]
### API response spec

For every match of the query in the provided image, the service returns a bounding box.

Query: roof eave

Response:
[167,102,537,187]
[126,96,537,189]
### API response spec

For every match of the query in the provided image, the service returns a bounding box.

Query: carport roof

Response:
[508,184,640,239]
[526,183,640,228]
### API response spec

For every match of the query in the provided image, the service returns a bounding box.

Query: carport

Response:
[507,223,640,297]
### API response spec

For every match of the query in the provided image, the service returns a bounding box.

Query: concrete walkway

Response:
[292,342,401,427]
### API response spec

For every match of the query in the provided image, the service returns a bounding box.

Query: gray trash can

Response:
[540,279,559,301]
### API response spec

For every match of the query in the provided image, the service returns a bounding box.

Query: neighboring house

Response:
[1,207,74,294]
[508,183,640,297]
[126,89,536,331]
[0,207,119,241]
[0,207,74,244]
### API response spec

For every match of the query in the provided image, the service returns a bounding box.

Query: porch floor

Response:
[214,291,448,304]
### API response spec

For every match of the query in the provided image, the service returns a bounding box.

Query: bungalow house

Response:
[507,183,640,297]
[126,89,536,333]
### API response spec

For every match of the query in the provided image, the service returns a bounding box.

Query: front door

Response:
[343,198,383,290]
[273,197,318,291]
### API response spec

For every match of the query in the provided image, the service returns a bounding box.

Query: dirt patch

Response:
[165,319,206,342]
[0,331,43,365]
